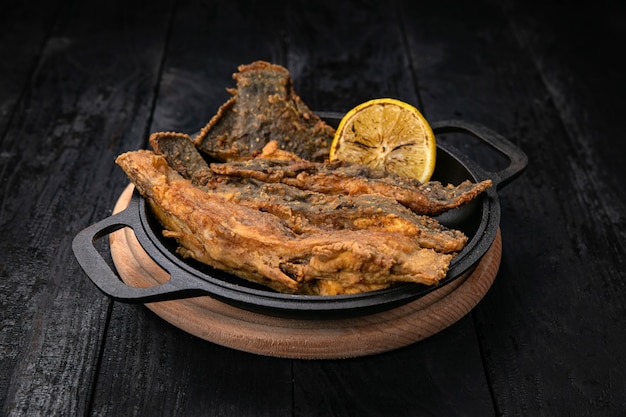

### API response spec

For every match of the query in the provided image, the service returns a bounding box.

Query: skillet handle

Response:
[72,204,206,303]
[431,120,528,189]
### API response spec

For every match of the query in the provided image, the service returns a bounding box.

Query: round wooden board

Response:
[109,184,501,359]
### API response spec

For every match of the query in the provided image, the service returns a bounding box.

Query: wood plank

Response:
[293,325,494,417]
[402,0,626,414]
[0,0,65,410]
[92,302,294,416]
[282,1,497,415]
[0,0,60,134]
[0,0,174,414]
[284,1,418,112]
[3,0,623,415]
[484,1,626,415]
[88,1,296,416]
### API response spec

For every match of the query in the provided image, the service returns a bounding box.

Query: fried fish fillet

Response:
[116,150,456,295]
[193,61,335,162]
[210,144,493,216]
[151,132,468,253]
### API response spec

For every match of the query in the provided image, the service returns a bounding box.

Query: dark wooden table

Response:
[2,0,625,415]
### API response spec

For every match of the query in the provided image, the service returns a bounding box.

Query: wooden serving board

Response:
[109,184,501,359]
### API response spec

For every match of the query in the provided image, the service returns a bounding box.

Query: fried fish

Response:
[151,132,469,253]
[194,61,336,162]
[121,62,493,296]
[209,143,492,217]
[116,150,456,295]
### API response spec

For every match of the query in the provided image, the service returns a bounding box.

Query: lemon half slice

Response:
[329,98,436,183]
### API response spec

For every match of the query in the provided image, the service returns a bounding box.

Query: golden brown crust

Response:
[116,150,455,294]
[149,138,469,253]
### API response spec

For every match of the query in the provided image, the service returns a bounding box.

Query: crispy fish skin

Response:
[150,133,468,253]
[116,150,299,292]
[210,149,493,216]
[247,183,468,253]
[150,131,210,179]
[115,150,455,294]
[193,61,335,162]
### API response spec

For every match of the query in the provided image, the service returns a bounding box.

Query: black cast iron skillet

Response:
[72,118,527,318]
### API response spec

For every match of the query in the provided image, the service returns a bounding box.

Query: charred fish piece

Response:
[193,61,336,162]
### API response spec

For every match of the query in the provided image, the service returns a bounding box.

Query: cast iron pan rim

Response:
[132,141,499,312]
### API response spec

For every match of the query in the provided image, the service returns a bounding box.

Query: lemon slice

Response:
[329,98,436,183]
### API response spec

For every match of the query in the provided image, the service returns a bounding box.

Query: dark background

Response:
[1,0,625,415]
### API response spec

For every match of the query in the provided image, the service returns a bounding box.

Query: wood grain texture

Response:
[400,1,626,415]
[2,0,625,415]
[0,1,66,411]
[0,1,60,136]
[0,0,174,415]
[485,4,626,414]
